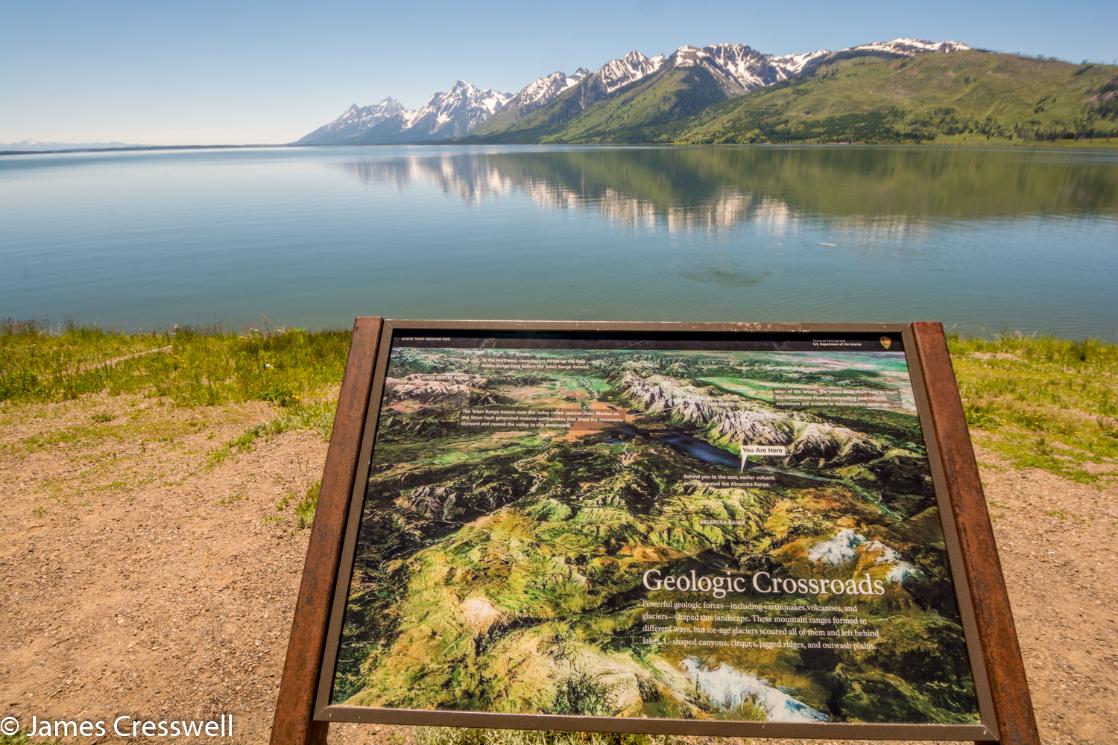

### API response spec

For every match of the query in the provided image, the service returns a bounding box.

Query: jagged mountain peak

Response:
[594,50,666,93]
[420,81,505,107]
[405,81,512,136]
[673,42,764,58]
[296,97,411,145]
[296,37,979,145]
[371,97,404,111]
[505,69,590,113]
[333,97,405,122]
[670,43,785,93]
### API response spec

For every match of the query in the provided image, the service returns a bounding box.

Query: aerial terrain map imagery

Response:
[329,331,981,725]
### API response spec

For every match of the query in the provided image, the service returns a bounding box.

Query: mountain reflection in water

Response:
[2,145,1115,336]
[340,146,1118,235]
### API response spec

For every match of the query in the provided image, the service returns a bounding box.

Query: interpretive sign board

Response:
[272,320,1039,745]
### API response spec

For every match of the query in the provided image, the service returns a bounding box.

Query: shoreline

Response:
[6,320,1116,344]
[5,138,1118,157]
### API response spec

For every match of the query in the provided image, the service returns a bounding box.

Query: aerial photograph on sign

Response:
[330,333,980,725]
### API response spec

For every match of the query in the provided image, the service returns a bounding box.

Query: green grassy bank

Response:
[2,321,1115,487]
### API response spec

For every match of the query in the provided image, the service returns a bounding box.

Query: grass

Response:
[0,320,350,407]
[545,68,723,144]
[949,334,1118,483]
[272,481,321,529]
[16,408,207,453]
[207,399,337,466]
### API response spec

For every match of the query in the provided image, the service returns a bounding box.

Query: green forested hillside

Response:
[673,51,1118,144]
[539,67,732,143]
[471,64,738,144]
[470,86,594,143]
[471,51,1118,145]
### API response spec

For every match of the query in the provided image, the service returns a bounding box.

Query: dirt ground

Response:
[1,395,1115,744]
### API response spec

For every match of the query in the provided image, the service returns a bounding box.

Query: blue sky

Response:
[2,0,1115,145]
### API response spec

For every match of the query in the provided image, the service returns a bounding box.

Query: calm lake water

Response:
[1,145,1116,338]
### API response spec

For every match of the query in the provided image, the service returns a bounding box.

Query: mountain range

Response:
[298,80,511,145]
[0,139,145,152]
[297,38,1118,146]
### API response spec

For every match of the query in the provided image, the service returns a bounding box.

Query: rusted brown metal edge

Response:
[270,316,383,745]
[910,321,1040,745]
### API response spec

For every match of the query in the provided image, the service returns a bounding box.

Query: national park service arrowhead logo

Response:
[880,336,893,350]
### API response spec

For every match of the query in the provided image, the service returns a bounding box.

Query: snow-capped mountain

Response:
[497,50,666,127]
[403,81,511,139]
[770,49,831,76]
[296,37,971,145]
[502,69,590,116]
[298,83,511,145]
[298,98,407,145]
[670,43,787,93]
[595,51,666,93]
[852,38,970,55]
[664,38,971,94]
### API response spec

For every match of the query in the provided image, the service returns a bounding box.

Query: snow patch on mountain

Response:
[852,38,971,55]
[353,98,405,120]
[503,69,590,114]
[807,530,920,584]
[863,539,920,582]
[682,658,828,722]
[298,82,511,145]
[663,37,967,95]
[295,37,971,144]
[671,43,785,92]
[405,81,512,137]
[770,49,831,76]
[297,98,406,145]
[808,528,866,565]
[595,50,666,93]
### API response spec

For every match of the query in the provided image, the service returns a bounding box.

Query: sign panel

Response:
[313,323,998,739]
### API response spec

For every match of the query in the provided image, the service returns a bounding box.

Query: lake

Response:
[1,145,1116,338]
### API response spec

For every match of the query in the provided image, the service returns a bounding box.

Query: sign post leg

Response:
[270,317,383,745]
[911,322,1041,745]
